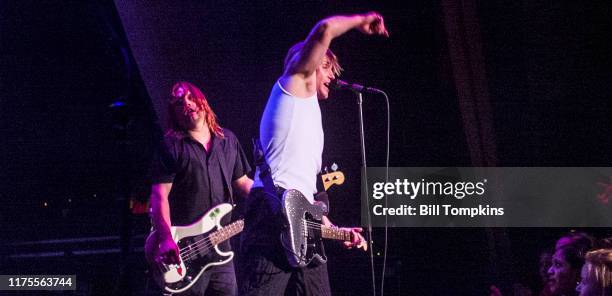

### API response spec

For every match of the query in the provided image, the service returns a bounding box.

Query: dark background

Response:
[1,0,610,295]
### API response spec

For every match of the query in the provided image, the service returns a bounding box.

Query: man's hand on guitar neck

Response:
[321,216,368,251]
[341,227,367,251]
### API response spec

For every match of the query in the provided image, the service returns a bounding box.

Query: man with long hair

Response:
[240,12,388,295]
[150,81,253,295]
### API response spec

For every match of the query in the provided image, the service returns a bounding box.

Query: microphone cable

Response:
[362,89,391,296]
[379,90,390,296]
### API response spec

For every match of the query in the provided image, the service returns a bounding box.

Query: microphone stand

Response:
[355,92,377,295]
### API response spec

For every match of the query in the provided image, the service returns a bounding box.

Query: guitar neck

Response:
[320,225,352,242]
[209,219,244,246]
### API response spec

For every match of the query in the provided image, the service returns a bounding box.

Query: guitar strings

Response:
[183,222,341,260]
[302,219,348,231]
[180,224,323,260]
[178,224,241,259]
[301,220,352,240]
[178,220,348,262]
[178,235,215,257]
[177,223,242,259]
[182,224,321,260]
[178,237,215,259]
[179,232,231,260]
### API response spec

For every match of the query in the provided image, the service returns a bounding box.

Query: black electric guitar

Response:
[280,189,367,268]
[145,203,243,294]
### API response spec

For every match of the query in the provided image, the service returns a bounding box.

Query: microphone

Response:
[330,79,384,94]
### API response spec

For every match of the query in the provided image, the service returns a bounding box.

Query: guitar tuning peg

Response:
[331,163,338,172]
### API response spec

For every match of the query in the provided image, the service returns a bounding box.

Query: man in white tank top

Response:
[240,12,388,296]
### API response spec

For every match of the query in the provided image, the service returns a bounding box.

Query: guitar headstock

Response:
[321,170,345,191]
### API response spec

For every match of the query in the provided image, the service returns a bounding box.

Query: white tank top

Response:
[253,81,323,203]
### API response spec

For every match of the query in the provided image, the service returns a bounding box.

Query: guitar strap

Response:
[251,137,328,214]
[252,138,277,198]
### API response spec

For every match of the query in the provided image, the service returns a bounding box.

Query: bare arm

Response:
[150,183,180,263]
[281,12,388,96]
[150,183,173,236]
[232,174,253,198]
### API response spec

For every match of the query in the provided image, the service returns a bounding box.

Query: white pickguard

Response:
[158,203,235,293]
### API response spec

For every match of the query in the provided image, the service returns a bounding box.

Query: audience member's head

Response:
[556,232,595,251]
[548,232,594,296]
[599,238,612,249]
[576,248,612,296]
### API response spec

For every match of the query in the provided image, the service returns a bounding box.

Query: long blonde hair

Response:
[584,248,612,295]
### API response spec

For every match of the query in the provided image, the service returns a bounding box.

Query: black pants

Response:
[239,188,332,296]
[239,245,331,296]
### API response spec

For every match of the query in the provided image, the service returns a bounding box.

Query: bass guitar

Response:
[144,203,243,293]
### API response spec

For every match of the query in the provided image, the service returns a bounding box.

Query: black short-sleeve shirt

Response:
[152,128,251,227]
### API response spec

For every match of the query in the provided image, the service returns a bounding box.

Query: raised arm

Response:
[281,12,388,96]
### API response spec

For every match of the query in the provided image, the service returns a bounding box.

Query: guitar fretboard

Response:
[320,226,352,241]
[209,220,244,246]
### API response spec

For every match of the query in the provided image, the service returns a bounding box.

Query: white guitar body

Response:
[145,203,242,293]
